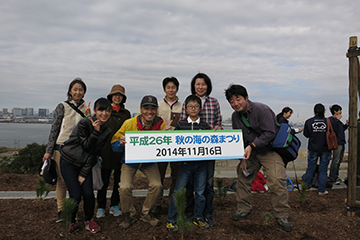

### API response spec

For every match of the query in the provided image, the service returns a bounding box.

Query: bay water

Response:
[0,123,348,151]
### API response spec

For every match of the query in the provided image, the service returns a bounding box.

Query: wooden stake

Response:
[347,36,358,216]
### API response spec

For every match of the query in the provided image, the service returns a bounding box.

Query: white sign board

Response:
[124,130,244,163]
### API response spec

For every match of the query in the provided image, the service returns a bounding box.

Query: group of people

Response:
[42,74,348,236]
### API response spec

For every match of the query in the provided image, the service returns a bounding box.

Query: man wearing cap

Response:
[111,95,171,229]
[96,84,131,219]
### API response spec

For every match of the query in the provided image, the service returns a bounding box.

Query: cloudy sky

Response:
[0,0,358,123]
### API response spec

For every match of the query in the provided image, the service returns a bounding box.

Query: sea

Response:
[0,123,348,151]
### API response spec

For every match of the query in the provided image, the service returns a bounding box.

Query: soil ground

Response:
[1,173,360,240]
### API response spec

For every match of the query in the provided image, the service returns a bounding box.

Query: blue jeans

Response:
[60,158,95,222]
[185,160,215,218]
[329,145,344,180]
[167,161,207,223]
[304,150,331,193]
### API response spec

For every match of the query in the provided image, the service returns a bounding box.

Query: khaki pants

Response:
[119,163,162,217]
[54,151,67,212]
[235,151,289,219]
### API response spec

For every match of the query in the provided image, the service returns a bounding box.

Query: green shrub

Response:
[1,143,46,174]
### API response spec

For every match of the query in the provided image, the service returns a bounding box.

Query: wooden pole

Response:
[347,36,359,217]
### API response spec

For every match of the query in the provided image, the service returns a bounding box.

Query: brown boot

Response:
[119,213,138,229]
[140,213,160,226]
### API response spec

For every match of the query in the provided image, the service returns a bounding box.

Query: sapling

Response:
[35,177,51,200]
[215,178,227,205]
[173,188,193,240]
[263,211,274,226]
[299,183,308,204]
[60,198,77,239]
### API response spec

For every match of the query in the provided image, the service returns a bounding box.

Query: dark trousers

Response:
[97,168,121,209]
[60,158,95,222]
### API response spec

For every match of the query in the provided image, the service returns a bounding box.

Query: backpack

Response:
[238,112,301,165]
[271,123,301,165]
[39,158,57,185]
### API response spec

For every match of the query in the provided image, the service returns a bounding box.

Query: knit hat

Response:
[140,95,158,107]
[107,84,127,103]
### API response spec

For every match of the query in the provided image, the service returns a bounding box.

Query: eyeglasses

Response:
[186,105,200,110]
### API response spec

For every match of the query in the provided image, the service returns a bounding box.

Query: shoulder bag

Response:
[326,118,338,150]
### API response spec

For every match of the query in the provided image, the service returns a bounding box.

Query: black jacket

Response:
[100,107,131,169]
[61,116,112,177]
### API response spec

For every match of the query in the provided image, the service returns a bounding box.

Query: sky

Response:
[0,0,359,123]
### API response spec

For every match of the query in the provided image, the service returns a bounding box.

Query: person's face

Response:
[334,109,342,119]
[164,82,178,101]
[284,111,292,119]
[94,108,111,124]
[194,78,208,98]
[112,93,123,107]
[228,95,248,113]
[69,83,85,102]
[140,105,158,124]
[186,100,201,119]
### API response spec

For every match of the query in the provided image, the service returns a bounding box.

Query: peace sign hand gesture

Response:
[89,117,100,131]
[84,101,91,116]
[163,119,173,131]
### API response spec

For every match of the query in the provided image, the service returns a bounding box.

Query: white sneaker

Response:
[96,208,105,218]
[109,206,122,216]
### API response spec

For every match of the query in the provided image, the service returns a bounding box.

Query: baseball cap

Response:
[140,95,158,107]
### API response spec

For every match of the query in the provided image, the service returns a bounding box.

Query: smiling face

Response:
[111,93,124,107]
[228,95,249,113]
[140,105,158,125]
[283,111,292,119]
[164,81,178,102]
[94,108,111,124]
[69,83,85,102]
[194,78,208,98]
[186,100,201,121]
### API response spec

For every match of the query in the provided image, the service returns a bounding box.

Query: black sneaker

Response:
[166,221,179,232]
[56,211,63,223]
[276,218,293,232]
[205,216,217,227]
[232,210,251,221]
[193,218,210,229]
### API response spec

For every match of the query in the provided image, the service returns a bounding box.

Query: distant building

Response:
[12,108,22,117]
[38,108,49,117]
[3,108,8,114]
[24,108,34,116]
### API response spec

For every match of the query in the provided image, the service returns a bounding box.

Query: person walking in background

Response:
[42,78,90,223]
[276,107,303,133]
[96,84,131,219]
[111,95,171,230]
[153,77,182,215]
[60,98,112,235]
[303,103,332,195]
[328,104,349,185]
[180,73,222,227]
[225,84,292,232]
[166,95,212,232]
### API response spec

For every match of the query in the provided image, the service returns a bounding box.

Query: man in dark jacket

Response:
[328,104,348,184]
[224,84,292,232]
